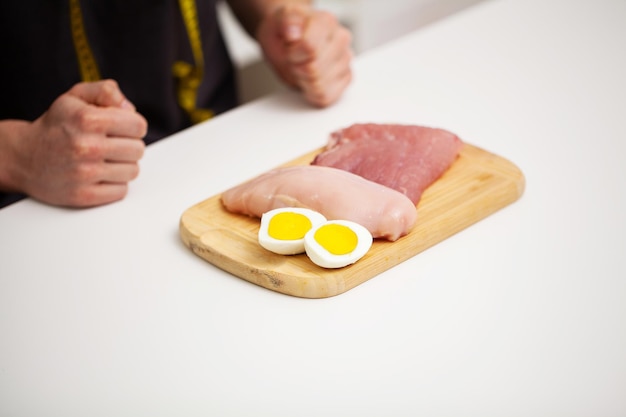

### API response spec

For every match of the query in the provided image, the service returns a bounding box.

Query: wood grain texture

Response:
[179,144,525,298]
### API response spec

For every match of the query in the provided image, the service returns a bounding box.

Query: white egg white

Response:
[304,220,373,269]
[258,207,327,255]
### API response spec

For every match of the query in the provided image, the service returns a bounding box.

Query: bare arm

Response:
[0,120,30,195]
[225,0,311,37]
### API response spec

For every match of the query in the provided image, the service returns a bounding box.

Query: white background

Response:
[1,0,625,416]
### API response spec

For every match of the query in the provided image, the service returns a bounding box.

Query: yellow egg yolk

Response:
[314,224,358,255]
[268,212,313,240]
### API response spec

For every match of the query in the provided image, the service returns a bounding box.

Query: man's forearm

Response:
[225,0,311,38]
[0,120,30,193]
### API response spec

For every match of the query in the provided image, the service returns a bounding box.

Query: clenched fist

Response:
[0,80,147,207]
[256,4,353,107]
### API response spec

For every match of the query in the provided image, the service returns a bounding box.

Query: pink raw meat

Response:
[312,123,464,205]
[221,165,417,241]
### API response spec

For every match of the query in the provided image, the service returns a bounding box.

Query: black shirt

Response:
[0,0,238,208]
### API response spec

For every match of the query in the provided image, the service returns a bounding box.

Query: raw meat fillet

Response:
[312,123,463,204]
[221,165,417,241]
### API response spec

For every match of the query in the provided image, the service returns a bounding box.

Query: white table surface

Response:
[2,0,625,416]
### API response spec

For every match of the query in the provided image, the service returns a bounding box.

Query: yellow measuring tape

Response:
[69,0,100,82]
[69,0,213,124]
[173,0,214,124]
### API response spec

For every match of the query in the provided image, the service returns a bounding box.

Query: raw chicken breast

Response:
[221,165,417,241]
[312,123,463,205]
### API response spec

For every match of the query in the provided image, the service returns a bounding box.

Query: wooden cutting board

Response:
[179,144,525,298]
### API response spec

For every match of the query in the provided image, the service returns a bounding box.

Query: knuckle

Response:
[73,106,105,133]
[65,186,95,207]
[71,136,104,160]
[298,62,319,80]
[295,44,316,63]
[67,82,85,95]
[315,94,333,107]
[319,10,337,26]
[307,86,329,106]
[70,162,100,183]
[100,79,119,92]
[339,28,352,47]
[98,79,121,102]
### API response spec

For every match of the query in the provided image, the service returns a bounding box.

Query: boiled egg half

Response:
[304,220,373,269]
[258,207,327,255]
